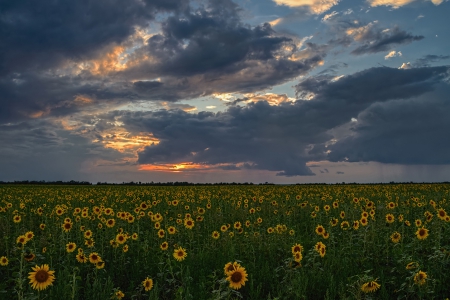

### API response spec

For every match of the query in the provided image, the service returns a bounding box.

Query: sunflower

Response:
[212,231,220,239]
[106,219,116,228]
[0,256,8,266]
[291,243,303,254]
[157,229,165,238]
[39,224,45,230]
[173,246,187,262]
[142,277,153,291]
[330,218,338,227]
[13,215,22,223]
[132,233,138,240]
[437,208,447,220]
[293,251,303,262]
[122,245,129,253]
[267,227,274,234]
[361,279,380,293]
[414,270,427,285]
[28,264,56,291]
[160,241,169,251]
[95,261,105,269]
[390,232,401,243]
[416,227,429,240]
[116,233,127,244]
[340,211,345,219]
[387,202,395,209]
[315,225,325,236]
[224,261,241,276]
[115,290,125,299]
[315,241,326,254]
[184,218,195,229]
[85,239,95,248]
[84,230,93,239]
[24,252,36,262]
[234,222,242,230]
[360,217,368,226]
[385,214,395,223]
[66,242,77,253]
[76,252,88,264]
[25,231,34,241]
[89,252,102,264]
[353,221,360,230]
[226,266,248,290]
[406,262,419,270]
[340,221,350,230]
[168,226,176,235]
[415,219,422,227]
[17,235,27,246]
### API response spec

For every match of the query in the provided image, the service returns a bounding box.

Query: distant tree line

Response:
[0,180,448,186]
[0,180,92,185]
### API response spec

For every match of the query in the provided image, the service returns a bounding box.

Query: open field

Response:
[1,184,449,299]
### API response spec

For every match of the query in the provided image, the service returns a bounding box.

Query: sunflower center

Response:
[35,270,49,283]
[231,271,242,283]
[177,251,184,257]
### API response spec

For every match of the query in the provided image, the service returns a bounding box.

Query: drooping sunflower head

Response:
[28,264,56,291]
[406,262,419,270]
[361,280,381,293]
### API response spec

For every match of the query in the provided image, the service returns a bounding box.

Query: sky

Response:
[1,0,449,184]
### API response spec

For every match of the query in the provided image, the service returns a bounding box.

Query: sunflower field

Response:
[1,184,450,299]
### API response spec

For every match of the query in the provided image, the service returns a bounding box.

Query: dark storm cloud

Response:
[0,120,125,181]
[0,73,136,123]
[123,0,326,98]
[413,55,450,67]
[328,84,450,164]
[351,26,424,55]
[0,0,326,124]
[97,65,449,176]
[0,0,187,76]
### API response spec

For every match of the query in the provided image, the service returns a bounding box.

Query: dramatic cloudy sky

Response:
[1,0,449,183]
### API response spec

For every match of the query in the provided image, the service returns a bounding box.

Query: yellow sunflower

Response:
[212,231,220,239]
[76,253,88,263]
[416,227,429,240]
[315,225,325,236]
[184,218,195,229]
[226,266,248,290]
[0,256,8,266]
[66,242,77,253]
[224,261,241,276]
[89,252,102,264]
[361,279,380,293]
[28,264,56,291]
[291,243,303,255]
[142,277,153,291]
[414,270,427,285]
[160,241,169,251]
[390,232,401,243]
[173,247,187,262]
[406,262,419,270]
